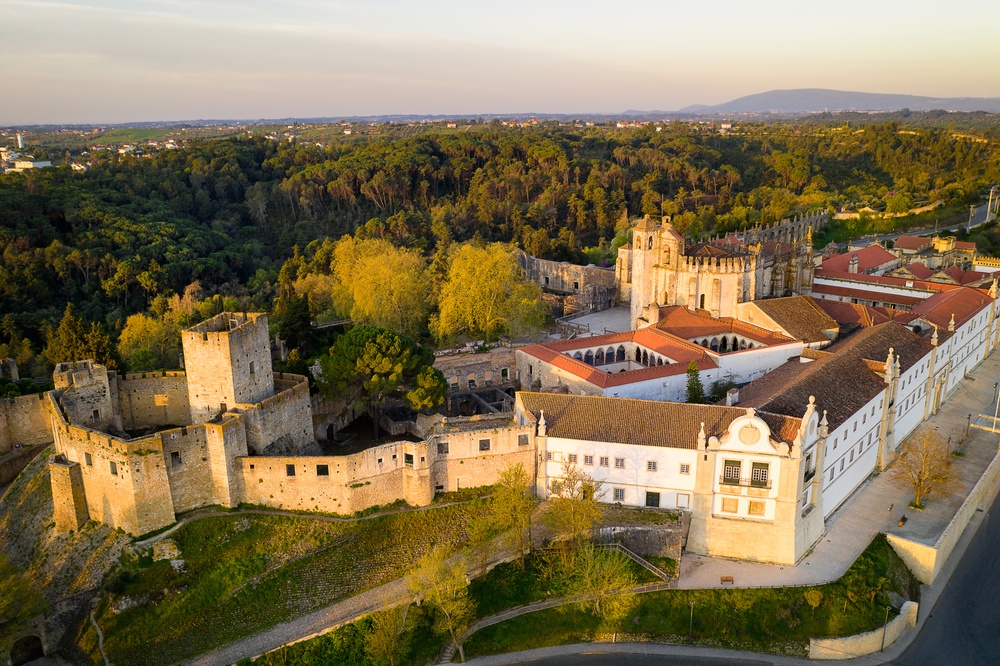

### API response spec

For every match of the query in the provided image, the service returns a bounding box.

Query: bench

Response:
[720,576,735,585]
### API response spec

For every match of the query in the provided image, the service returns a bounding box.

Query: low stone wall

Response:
[594,524,682,560]
[809,601,918,659]
[0,444,44,486]
[888,451,1000,584]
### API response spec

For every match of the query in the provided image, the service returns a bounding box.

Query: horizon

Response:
[2,1,1000,125]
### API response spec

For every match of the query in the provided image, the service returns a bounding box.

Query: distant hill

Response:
[679,89,1000,115]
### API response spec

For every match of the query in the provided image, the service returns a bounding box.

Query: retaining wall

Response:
[809,601,918,659]
[888,451,1000,584]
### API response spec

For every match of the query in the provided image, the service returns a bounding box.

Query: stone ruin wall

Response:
[0,392,53,455]
[116,371,191,432]
[429,420,536,493]
[516,250,618,315]
[53,362,121,434]
[435,348,519,391]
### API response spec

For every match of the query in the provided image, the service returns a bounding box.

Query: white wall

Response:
[821,392,885,517]
[543,436,699,510]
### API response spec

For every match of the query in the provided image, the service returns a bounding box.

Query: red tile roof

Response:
[519,329,718,389]
[954,241,977,250]
[748,296,839,343]
[909,287,994,330]
[902,263,934,280]
[655,307,795,345]
[748,322,934,430]
[893,236,933,252]
[518,392,803,448]
[815,269,961,293]
[810,298,889,328]
[821,245,897,273]
[811,284,926,308]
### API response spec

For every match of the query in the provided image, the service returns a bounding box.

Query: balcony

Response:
[803,467,816,483]
[719,475,772,490]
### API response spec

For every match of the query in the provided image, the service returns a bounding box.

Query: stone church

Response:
[616,213,824,328]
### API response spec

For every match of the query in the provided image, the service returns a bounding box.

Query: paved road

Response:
[840,200,995,250]
[893,496,1000,665]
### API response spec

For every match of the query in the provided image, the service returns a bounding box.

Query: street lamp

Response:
[689,601,696,643]
[887,503,894,533]
[966,413,972,441]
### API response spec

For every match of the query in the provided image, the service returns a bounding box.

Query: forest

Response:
[1,119,999,378]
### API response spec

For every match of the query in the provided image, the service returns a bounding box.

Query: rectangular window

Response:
[839,459,844,471]
[568,453,578,464]
[170,451,181,467]
[249,360,255,374]
[748,501,765,516]
[584,455,594,466]
[647,460,657,472]
[437,442,449,455]
[518,434,529,447]
[92,409,100,421]
[501,368,509,380]
[109,461,117,476]
[751,462,769,488]
[600,456,609,467]
[676,493,690,509]
[615,457,625,469]
[723,459,741,483]
[613,488,625,502]
[850,450,855,463]
[404,453,414,466]
[645,491,660,508]
[680,463,690,475]
[546,451,553,461]
[479,439,491,451]
[377,458,383,465]
[317,464,329,476]
[721,497,738,513]
[84,452,92,466]
[286,464,295,477]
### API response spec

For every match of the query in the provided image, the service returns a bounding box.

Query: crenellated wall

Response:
[117,371,191,431]
[231,375,313,455]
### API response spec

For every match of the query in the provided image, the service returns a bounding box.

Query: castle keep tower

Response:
[182,313,274,424]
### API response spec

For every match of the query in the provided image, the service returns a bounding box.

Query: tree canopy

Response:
[317,325,446,438]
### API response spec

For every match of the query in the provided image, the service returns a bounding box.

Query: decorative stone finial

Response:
[698,422,707,448]
[537,410,547,437]
[948,313,956,333]
[932,325,939,346]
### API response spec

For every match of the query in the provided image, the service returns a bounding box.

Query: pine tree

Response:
[686,360,706,404]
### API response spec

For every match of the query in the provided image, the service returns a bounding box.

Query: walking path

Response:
[678,350,1000,589]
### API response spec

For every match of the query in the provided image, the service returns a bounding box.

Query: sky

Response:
[2,0,999,124]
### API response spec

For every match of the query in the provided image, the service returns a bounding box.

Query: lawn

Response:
[77,501,488,665]
[465,534,919,658]
[235,603,445,666]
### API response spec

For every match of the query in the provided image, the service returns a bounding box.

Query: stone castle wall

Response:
[430,421,536,493]
[50,405,175,535]
[54,361,121,433]
[182,313,274,423]
[0,392,52,455]
[117,371,191,431]
[516,250,618,314]
[232,374,313,455]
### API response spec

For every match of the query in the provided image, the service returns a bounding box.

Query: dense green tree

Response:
[117,313,181,371]
[685,360,706,404]
[317,326,446,439]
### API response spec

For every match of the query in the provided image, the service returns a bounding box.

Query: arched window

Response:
[573,351,583,360]
[740,340,747,350]
[584,350,594,365]
[648,236,654,249]
[642,350,649,366]
[657,357,663,366]
[616,345,626,362]
[595,349,605,365]
[606,347,615,361]
[710,339,719,352]
[635,348,642,362]
[701,339,708,347]
[720,337,729,352]
[699,294,706,309]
